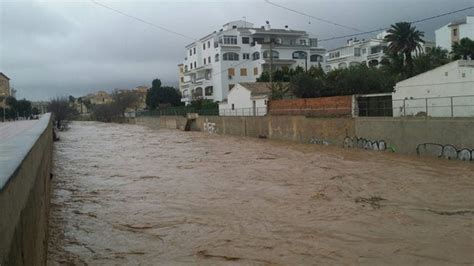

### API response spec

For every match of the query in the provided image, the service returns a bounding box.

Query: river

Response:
[48,121,474,265]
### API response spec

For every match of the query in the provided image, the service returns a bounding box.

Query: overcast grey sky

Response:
[1,0,473,100]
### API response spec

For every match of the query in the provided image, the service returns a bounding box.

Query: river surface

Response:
[48,121,474,265]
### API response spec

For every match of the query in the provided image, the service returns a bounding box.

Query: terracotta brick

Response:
[269,96,352,116]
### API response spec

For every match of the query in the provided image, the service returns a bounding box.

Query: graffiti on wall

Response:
[309,137,330,145]
[343,136,392,151]
[416,143,474,161]
[203,119,217,134]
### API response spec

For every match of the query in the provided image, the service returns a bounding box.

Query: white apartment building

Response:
[325,32,434,71]
[180,20,326,105]
[435,16,474,53]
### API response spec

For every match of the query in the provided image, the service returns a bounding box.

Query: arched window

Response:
[194,87,203,96]
[183,89,189,97]
[215,54,219,62]
[205,86,213,96]
[368,59,379,67]
[338,62,347,69]
[310,54,323,62]
[252,52,260,60]
[349,61,359,67]
[292,51,307,59]
[263,50,279,59]
[223,52,239,61]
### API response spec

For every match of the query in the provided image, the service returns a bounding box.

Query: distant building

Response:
[31,101,49,114]
[435,16,474,53]
[85,90,113,105]
[181,20,326,105]
[132,85,149,110]
[0,72,11,98]
[218,82,284,116]
[393,60,474,117]
[325,31,434,71]
[177,64,185,100]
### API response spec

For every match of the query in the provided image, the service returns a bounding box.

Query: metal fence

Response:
[219,107,268,116]
[356,95,474,117]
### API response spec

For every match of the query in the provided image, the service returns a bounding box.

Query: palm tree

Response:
[451,38,474,60]
[384,22,425,77]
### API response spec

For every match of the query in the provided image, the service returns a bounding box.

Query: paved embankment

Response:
[0,115,53,265]
[49,121,474,264]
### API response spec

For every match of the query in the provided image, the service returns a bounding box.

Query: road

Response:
[48,121,474,265]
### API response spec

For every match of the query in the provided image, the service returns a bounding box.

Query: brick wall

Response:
[268,96,352,116]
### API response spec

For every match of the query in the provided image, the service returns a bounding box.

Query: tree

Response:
[290,73,324,98]
[270,82,290,100]
[48,97,76,128]
[146,79,181,109]
[111,89,139,117]
[16,99,32,118]
[384,22,425,77]
[413,47,450,75]
[451,37,474,60]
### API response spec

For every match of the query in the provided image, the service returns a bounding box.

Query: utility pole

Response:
[269,40,273,85]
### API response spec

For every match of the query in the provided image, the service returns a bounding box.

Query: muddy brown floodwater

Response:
[48,121,474,265]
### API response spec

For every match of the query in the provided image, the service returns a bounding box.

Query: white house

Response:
[325,31,434,71]
[218,82,281,116]
[180,20,326,105]
[435,16,474,53]
[392,60,474,117]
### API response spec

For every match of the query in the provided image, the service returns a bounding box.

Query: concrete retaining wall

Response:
[0,114,53,265]
[133,115,474,160]
[354,117,474,157]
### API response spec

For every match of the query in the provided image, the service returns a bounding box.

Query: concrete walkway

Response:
[0,120,38,141]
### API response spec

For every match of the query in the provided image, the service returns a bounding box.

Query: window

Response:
[204,58,206,64]
[253,37,264,44]
[231,103,235,110]
[453,28,458,37]
[193,47,196,54]
[223,52,239,61]
[290,39,296,45]
[190,63,192,70]
[354,48,361,56]
[214,42,218,48]
[240,68,247,76]
[180,77,184,82]
[228,68,235,76]
[252,52,260,60]
[189,49,192,56]
[292,51,307,59]
[253,67,258,76]
[310,38,318,47]
[184,65,188,72]
[299,39,307,46]
[242,37,250,44]
[310,54,322,62]
[195,87,203,97]
[205,86,213,96]
[462,73,466,78]
[207,41,210,48]
[220,35,237,45]
[370,46,383,54]
[243,53,250,60]
[215,54,220,62]
[263,50,279,59]
[229,84,235,91]
[208,56,211,64]
[264,100,267,106]
[362,48,367,54]
[203,43,206,50]
[194,61,196,68]
[329,51,341,59]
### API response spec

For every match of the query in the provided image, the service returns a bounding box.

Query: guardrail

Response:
[219,107,267,116]
[136,107,218,117]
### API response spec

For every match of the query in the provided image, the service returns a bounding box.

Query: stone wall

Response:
[268,96,352,116]
[0,114,53,265]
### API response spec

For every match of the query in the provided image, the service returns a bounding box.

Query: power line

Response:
[264,0,364,32]
[90,0,197,41]
[318,5,474,42]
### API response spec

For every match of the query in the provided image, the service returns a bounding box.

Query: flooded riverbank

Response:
[48,121,474,264]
